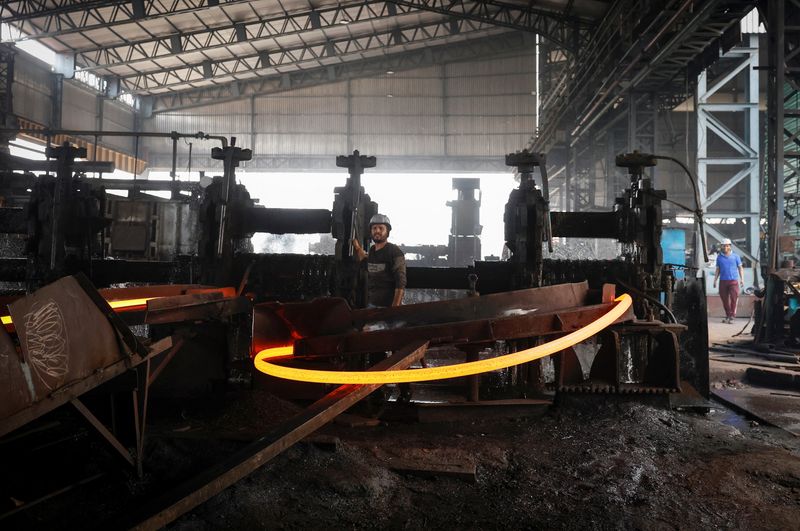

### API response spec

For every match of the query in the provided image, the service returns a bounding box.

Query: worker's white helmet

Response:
[721,238,732,245]
[369,214,392,231]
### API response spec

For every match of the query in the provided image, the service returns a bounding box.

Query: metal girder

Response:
[147,153,510,172]
[73,1,420,73]
[148,31,532,112]
[122,17,503,94]
[3,0,586,53]
[0,0,250,37]
[534,0,756,153]
[696,36,760,269]
[391,0,592,51]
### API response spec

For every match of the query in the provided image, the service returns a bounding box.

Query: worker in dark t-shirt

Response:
[352,214,406,307]
[353,214,410,403]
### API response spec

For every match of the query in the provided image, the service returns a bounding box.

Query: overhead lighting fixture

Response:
[386,94,393,98]
[339,18,350,24]
[386,70,395,75]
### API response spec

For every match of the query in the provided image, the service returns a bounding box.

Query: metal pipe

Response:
[0,128,228,148]
[654,155,709,263]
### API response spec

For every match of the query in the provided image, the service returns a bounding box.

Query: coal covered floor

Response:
[4,391,800,530]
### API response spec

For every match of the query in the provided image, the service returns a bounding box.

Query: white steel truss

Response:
[696,34,760,273]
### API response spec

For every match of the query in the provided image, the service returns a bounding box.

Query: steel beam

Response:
[1,0,253,37]
[71,398,135,467]
[766,0,800,267]
[146,153,510,172]
[73,2,422,73]
[119,18,503,93]
[3,0,580,52]
[696,35,760,272]
[391,0,592,51]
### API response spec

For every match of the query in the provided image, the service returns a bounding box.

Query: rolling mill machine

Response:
[0,130,707,489]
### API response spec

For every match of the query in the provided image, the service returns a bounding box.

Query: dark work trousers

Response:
[719,280,740,319]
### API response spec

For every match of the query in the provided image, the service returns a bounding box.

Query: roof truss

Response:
[1,0,586,99]
[146,30,534,113]
[122,16,503,94]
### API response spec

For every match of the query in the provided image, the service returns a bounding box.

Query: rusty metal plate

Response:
[258,282,591,340]
[98,284,234,301]
[352,281,591,329]
[144,296,251,325]
[295,301,634,356]
[713,387,800,436]
[8,276,124,401]
[0,324,31,421]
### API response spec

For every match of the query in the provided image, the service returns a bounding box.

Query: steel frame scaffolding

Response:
[696,34,760,269]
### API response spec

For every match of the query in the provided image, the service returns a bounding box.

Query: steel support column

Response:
[697,35,760,275]
[766,0,800,266]
[0,44,17,153]
[766,0,786,269]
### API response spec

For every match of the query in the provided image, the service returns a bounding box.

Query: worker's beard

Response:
[371,233,387,244]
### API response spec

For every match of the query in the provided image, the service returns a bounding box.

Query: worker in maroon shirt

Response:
[712,238,744,324]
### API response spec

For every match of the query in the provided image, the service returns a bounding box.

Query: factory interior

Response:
[1,0,800,528]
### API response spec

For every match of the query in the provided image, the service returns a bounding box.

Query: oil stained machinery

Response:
[497,150,705,396]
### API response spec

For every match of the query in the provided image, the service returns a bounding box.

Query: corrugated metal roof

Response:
[350,77,442,97]
[61,84,97,131]
[445,95,535,116]
[12,57,52,126]
[351,133,445,156]
[446,55,535,77]
[256,133,347,155]
[351,96,444,115]
[352,115,444,135]
[446,73,536,97]
[258,115,348,134]
[2,0,580,99]
[135,48,536,165]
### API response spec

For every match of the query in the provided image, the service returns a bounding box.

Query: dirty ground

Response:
[5,316,800,530]
[160,395,800,531]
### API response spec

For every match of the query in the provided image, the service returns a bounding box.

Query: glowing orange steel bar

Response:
[254,294,632,384]
[107,298,158,310]
[1,297,161,326]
